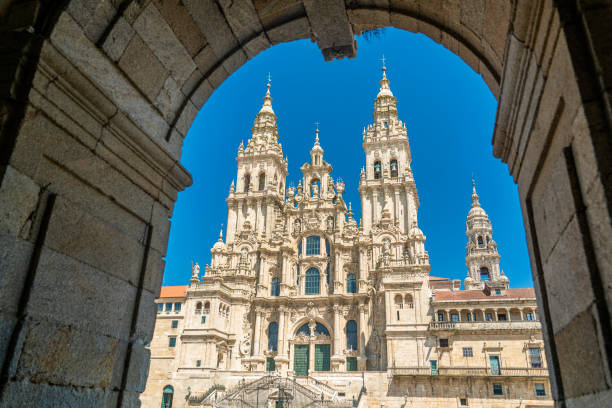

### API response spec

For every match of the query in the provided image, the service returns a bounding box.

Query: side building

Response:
[141,69,552,408]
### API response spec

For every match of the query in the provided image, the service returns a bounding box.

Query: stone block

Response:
[554,308,608,398]
[144,247,165,297]
[0,313,17,369]
[183,0,240,59]
[133,3,196,85]
[194,45,219,75]
[303,0,356,60]
[66,0,116,43]
[135,291,157,347]
[190,78,214,109]
[124,343,150,393]
[15,316,123,388]
[0,228,33,315]
[150,201,172,255]
[348,8,390,34]
[417,19,442,44]
[222,48,248,76]
[565,387,612,408]
[0,379,118,408]
[267,17,311,45]
[118,34,168,102]
[207,64,230,89]
[182,68,204,97]
[542,217,595,334]
[243,32,272,59]
[151,0,206,57]
[389,11,418,33]
[460,0,484,37]
[29,246,137,340]
[44,197,146,287]
[218,0,265,43]
[102,16,135,62]
[154,76,185,123]
[458,42,480,75]
[483,0,510,62]
[0,165,40,238]
[174,100,198,138]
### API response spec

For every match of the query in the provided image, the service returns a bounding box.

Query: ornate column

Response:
[276,307,289,371]
[372,189,379,225]
[358,301,367,370]
[394,188,401,228]
[331,304,344,371]
[252,308,262,357]
[506,308,511,321]
[519,308,525,321]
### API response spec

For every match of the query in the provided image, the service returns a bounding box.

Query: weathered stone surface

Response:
[0,165,40,238]
[266,17,310,45]
[50,13,170,143]
[174,100,199,139]
[133,3,196,85]
[183,0,240,59]
[66,0,116,43]
[154,76,185,123]
[29,246,138,339]
[303,0,356,60]
[243,32,271,59]
[118,35,168,102]
[0,379,118,408]
[222,48,248,76]
[102,16,135,62]
[565,388,612,408]
[0,228,33,315]
[194,45,219,75]
[190,78,214,109]
[151,0,206,57]
[15,317,123,387]
[218,0,265,43]
[554,308,609,398]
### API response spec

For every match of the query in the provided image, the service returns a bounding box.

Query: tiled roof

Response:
[159,285,188,299]
[433,288,535,301]
[429,276,449,281]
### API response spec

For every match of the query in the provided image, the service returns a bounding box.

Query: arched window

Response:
[296,322,329,336]
[268,322,278,351]
[244,174,251,192]
[346,320,357,351]
[203,301,210,314]
[405,294,414,308]
[258,173,265,191]
[346,273,357,294]
[390,159,398,177]
[296,264,300,285]
[161,385,174,408]
[394,294,403,309]
[306,236,320,255]
[325,239,330,256]
[326,263,330,285]
[298,241,302,256]
[195,302,202,314]
[374,161,382,179]
[480,267,490,280]
[270,277,280,296]
[305,268,320,294]
[477,236,484,247]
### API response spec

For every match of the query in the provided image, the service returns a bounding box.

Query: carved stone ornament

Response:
[240,332,251,356]
[306,301,318,319]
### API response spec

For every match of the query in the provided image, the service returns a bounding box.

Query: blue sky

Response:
[163,28,534,289]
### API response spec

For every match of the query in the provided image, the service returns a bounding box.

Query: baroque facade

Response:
[141,69,552,408]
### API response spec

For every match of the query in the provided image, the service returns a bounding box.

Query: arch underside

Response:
[0,1,611,407]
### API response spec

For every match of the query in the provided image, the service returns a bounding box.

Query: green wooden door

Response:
[490,356,500,375]
[314,344,330,371]
[294,344,309,376]
[346,356,357,371]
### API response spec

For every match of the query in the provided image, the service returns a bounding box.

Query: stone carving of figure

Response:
[240,248,248,264]
[327,216,334,230]
[312,183,319,197]
[382,239,391,266]
[240,332,251,356]
[294,219,301,233]
[192,262,200,278]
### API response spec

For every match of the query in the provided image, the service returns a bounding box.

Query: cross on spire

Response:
[380,54,387,69]
[315,121,320,131]
[267,72,271,84]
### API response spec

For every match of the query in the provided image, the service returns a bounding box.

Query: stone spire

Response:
[310,126,324,166]
[373,62,398,123]
[464,181,506,290]
[248,79,281,152]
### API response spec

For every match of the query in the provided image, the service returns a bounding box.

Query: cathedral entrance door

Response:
[294,344,309,376]
[314,344,330,371]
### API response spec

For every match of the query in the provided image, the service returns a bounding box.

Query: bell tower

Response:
[225,80,288,243]
[464,182,509,290]
[359,63,419,235]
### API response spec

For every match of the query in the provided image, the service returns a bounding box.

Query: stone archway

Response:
[0,1,610,407]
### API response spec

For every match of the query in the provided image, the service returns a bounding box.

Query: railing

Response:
[391,366,549,377]
[352,386,367,407]
[429,321,541,330]
[188,384,225,404]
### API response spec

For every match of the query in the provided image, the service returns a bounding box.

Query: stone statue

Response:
[327,216,334,230]
[294,218,301,233]
[192,262,200,278]
[240,248,248,264]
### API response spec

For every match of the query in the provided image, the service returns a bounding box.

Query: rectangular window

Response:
[498,314,507,321]
[168,337,176,348]
[165,302,172,311]
[462,347,473,357]
[437,313,444,322]
[535,383,546,396]
[196,360,201,367]
[466,313,472,322]
[526,312,535,321]
[430,360,438,375]
[157,303,163,313]
[495,289,501,295]
[460,398,468,406]
[266,357,275,372]
[529,348,542,368]
[174,302,181,311]
[201,315,206,324]
[493,383,503,396]
[490,356,501,375]
[439,338,449,348]
[485,313,492,322]
[171,320,178,328]
[306,236,320,255]
[451,314,459,322]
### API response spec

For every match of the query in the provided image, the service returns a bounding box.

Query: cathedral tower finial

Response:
[472,178,480,207]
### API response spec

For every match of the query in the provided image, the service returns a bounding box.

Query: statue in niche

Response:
[240,248,248,264]
[312,183,319,197]
[326,216,334,230]
[294,219,301,233]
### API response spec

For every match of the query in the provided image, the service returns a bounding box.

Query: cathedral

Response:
[141,67,552,408]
